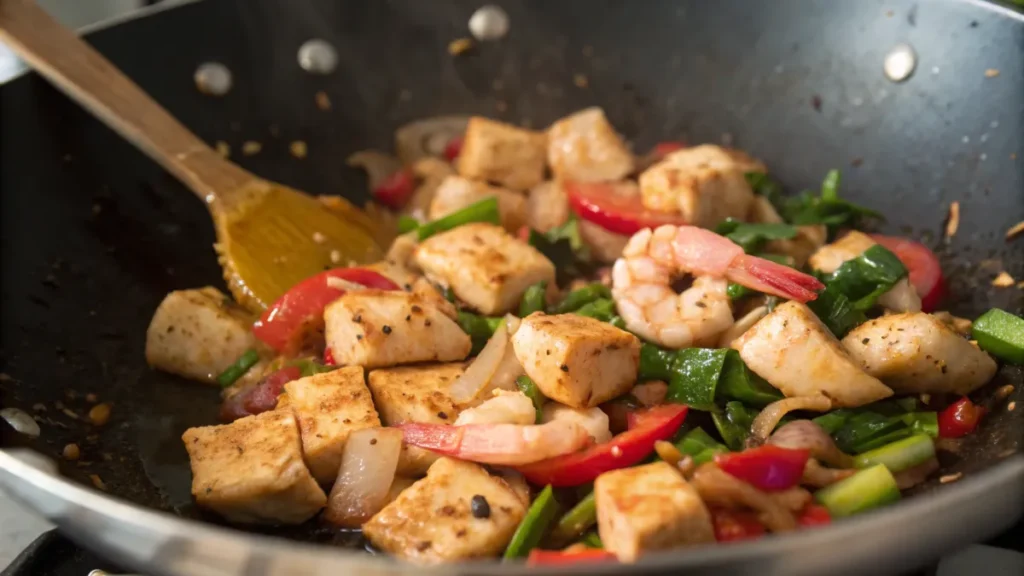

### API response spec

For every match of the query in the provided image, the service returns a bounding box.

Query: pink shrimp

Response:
[399,420,592,466]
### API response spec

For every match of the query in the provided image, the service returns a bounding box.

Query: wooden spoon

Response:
[0,0,383,311]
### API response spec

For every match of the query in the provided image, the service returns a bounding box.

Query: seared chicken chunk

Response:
[428,175,527,233]
[540,402,612,443]
[512,313,641,408]
[457,117,547,190]
[732,301,893,407]
[842,313,998,395]
[808,231,922,313]
[282,366,381,483]
[525,180,570,233]
[546,107,635,182]
[638,145,763,227]
[324,289,471,368]
[145,287,258,384]
[362,457,527,564]
[596,461,715,562]
[182,410,326,524]
[413,223,555,315]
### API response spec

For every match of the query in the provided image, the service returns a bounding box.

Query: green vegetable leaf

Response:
[288,357,336,378]
[665,348,731,410]
[745,172,784,208]
[675,427,729,464]
[824,244,908,311]
[814,402,939,454]
[807,283,867,338]
[712,401,760,451]
[573,298,616,322]
[715,218,799,253]
[778,170,883,235]
[717,350,785,407]
[549,283,612,314]
[519,281,547,317]
[528,214,593,286]
[397,215,420,234]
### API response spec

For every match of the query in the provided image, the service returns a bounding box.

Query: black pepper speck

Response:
[560,364,569,372]
[383,325,392,335]
[471,495,491,519]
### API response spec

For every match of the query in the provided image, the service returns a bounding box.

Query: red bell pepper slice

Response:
[870,235,946,312]
[652,140,687,159]
[938,397,985,439]
[715,445,810,492]
[219,365,302,422]
[323,347,336,366]
[516,404,688,487]
[798,504,832,528]
[711,508,766,542]
[566,181,688,236]
[443,136,464,162]
[372,170,416,209]
[526,549,616,566]
[252,268,400,353]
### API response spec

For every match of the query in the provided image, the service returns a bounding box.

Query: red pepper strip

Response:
[219,365,302,422]
[372,170,416,209]
[443,136,464,162]
[715,445,810,492]
[526,549,616,566]
[517,404,688,487]
[870,235,946,312]
[938,397,985,439]
[798,504,832,528]
[652,140,687,158]
[252,268,400,353]
[711,508,766,542]
[323,347,336,366]
[566,181,689,236]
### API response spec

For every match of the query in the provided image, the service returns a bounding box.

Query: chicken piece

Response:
[540,403,612,443]
[841,313,998,396]
[454,391,536,425]
[428,175,527,233]
[808,231,922,313]
[595,461,714,562]
[732,301,893,407]
[282,366,380,483]
[546,107,635,182]
[410,276,459,321]
[413,223,555,315]
[182,410,326,524]
[579,219,630,263]
[403,159,454,220]
[638,145,763,228]
[748,196,827,268]
[365,259,418,291]
[457,117,547,190]
[367,362,466,426]
[324,289,470,368]
[145,287,258,384]
[362,457,527,564]
[525,180,570,233]
[512,313,641,408]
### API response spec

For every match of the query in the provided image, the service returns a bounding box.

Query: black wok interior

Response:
[1,0,1022,551]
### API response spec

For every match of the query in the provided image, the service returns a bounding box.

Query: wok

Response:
[1,0,1022,574]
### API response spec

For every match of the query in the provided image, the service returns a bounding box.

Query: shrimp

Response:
[398,419,591,466]
[612,225,824,349]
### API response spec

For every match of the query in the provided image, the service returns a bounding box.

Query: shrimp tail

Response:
[731,255,824,303]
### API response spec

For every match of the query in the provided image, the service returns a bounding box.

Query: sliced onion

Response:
[749,395,832,447]
[383,476,416,506]
[691,463,798,532]
[346,151,403,191]
[454,391,535,425]
[492,467,531,507]
[477,316,525,400]
[801,458,856,488]
[894,457,939,490]
[323,427,402,528]
[395,116,470,165]
[449,320,509,405]
[769,420,855,469]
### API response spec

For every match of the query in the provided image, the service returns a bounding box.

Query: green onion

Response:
[216,349,260,387]
[715,218,798,253]
[821,169,840,201]
[416,197,500,240]
[675,427,729,464]
[457,311,504,355]
[580,532,603,549]
[397,215,420,234]
[504,485,559,559]
[289,358,335,378]
[515,376,546,424]
[853,434,936,473]
[519,281,548,317]
[823,244,908,311]
[814,464,900,517]
[712,401,759,451]
[551,491,596,543]
[972,308,1024,364]
[549,283,612,314]
[573,298,616,322]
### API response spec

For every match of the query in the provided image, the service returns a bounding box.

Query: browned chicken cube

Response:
[428,175,527,233]
[362,457,527,564]
[457,117,547,190]
[546,107,635,182]
[182,410,326,524]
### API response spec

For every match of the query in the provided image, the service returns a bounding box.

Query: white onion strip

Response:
[323,428,402,528]
[450,315,523,405]
[750,395,832,447]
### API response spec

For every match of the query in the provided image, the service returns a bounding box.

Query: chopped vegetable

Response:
[814,463,900,517]
[938,397,985,439]
[971,308,1024,364]
[519,281,548,317]
[797,504,832,527]
[712,508,766,542]
[715,218,798,253]
[566,181,688,236]
[443,135,464,161]
[289,358,335,378]
[396,215,420,233]
[745,171,784,207]
[218,365,302,422]
[457,311,504,355]
[716,350,785,407]
[550,283,612,314]
[517,404,689,487]
[515,375,547,424]
[573,298,616,321]
[323,428,402,527]
[778,170,883,233]
[816,402,939,454]
[727,283,754,300]
[652,345,782,411]
[870,235,946,312]
[750,396,832,446]
[526,549,614,566]
[372,170,415,209]
[806,283,865,338]
[665,348,729,410]
[638,342,676,381]
[527,215,593,286]
[853,434,936,473]
[216,349,260,388]
[449,317,513,404]
[715,445,810,491]
[416,197,500,240]
[504,485,560,559]
[712,401,759,451]
[551,491,597,542]
[675,427,729,464]
[822,244,908,311]
[580,531,603,548]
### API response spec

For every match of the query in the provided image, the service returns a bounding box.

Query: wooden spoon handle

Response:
[0,0,250,204]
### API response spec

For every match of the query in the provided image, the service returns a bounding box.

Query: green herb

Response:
[745,172,784,207]
[778,170,883,234]
[712,401,759,451]
[824,244,908,311]
[807,284,866,338]
[504,485,559,559]
[813,401,938,454]
[639,343,676,381]
[216,349,260,387]
[655,346,782,410]
[519,281,548,317]
[551,492,596,543]
[416,197,500,240]
[397,215,420,234]
[457,311,504,355]
[573,298,616,322]
[527,214,593,286]
[675,427,729,464]
[716,218,799,253]
[515,376,547,423]
[664,348,731,410]
[549,283,612,314]
[716,350,784,407]
[289,358,336,378]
